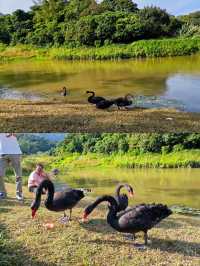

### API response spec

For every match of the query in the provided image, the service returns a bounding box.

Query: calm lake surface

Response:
[0,54,200,112]
[58,168,200,209]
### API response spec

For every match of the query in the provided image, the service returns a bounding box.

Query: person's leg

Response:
[0,156,7,198]
[10,155,23,200]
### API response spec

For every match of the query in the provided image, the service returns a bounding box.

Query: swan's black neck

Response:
[85,195,120,229]
[115,184,125,198]
[85,195,118,215]
[34,180,54,209]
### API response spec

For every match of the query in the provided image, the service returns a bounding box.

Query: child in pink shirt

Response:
[28,163,51,193]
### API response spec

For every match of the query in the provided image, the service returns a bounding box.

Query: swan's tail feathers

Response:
[79,188,92,195]
[148,204,172,221]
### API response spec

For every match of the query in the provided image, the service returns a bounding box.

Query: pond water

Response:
[0,54,200,112]
[57,168,200,210]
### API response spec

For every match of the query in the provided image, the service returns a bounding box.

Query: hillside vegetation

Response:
[0,0,199,49]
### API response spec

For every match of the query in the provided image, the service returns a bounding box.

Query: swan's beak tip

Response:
[82,212,88,223]
[31,208,37,218]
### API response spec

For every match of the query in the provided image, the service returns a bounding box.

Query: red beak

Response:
[32,208,37,218]
[82,212,88,222]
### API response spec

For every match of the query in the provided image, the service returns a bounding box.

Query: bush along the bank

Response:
[1,37,200,61]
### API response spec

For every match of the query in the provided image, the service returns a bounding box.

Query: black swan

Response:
[61,87,68,96]
[83,195,172,246]
[114,94,134,109]
[115,184,134,212]
[96,99,115,109]
[86,91,105,104]
[31,179,85,221]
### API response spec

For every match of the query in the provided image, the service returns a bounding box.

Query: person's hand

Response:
[51,168,59,176]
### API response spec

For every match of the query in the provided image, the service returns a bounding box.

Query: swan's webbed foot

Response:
[133,243,147,250]
[132,231,150,250]
[124,234,136,241]
[59,211,69,224]
[59,215,69,224]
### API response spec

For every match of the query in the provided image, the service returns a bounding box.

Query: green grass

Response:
[1,38,200,61]
[52,149,200,170]
[0,183,199,266]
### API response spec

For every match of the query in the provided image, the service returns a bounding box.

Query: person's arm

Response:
[42,172,51,180]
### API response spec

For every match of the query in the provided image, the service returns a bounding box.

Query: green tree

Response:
[95,12,117,44]
[0,15,11,44]
[101,0,138,12]
[17,134,56,154]
[76,16,97,45]
[139,6,180,38]
[114,13,145,42]
[179,11,200,26]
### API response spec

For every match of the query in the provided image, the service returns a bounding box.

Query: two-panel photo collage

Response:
[0,1,200,265]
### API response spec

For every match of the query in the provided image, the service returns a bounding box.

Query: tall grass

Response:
[49,38,200,60]
[107,150,200,168]
[1,38,200,61]
[4,150,200,184]
[52,150,200,170]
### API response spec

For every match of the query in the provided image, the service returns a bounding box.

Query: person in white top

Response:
[0,133,23,201]
[28,163,51,193]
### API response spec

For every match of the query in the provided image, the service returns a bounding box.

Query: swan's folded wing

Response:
[118,205,152,231]
[51,190,79,211]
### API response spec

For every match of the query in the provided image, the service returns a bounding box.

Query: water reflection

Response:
[57,168,200,209]
[165,74,200,112]
[0,55,200,111]
[0,86,41,101]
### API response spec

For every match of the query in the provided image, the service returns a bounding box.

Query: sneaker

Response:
[0,192,7,199]
[16,193,24,201]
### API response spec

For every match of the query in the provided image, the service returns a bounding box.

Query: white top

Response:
[28,170,49,188]
[0,134,22,155]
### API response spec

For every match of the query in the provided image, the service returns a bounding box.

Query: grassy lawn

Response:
[0,100,200,132]
[0,183,199,266]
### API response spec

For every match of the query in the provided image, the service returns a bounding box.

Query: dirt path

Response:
[0,100,200,132]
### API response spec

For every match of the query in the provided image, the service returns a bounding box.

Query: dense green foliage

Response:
[179,11,200,26]
[1,37,199,61]
[54,133,200,155]
[179,11,200,37]
[17,134,56,154]
[0,0,182,47]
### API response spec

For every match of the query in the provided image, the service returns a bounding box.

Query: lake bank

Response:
[0,100,200,132]
[0,38,200,61]
[0,183,199,266]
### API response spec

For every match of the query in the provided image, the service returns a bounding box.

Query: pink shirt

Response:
[28,170,49,188]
